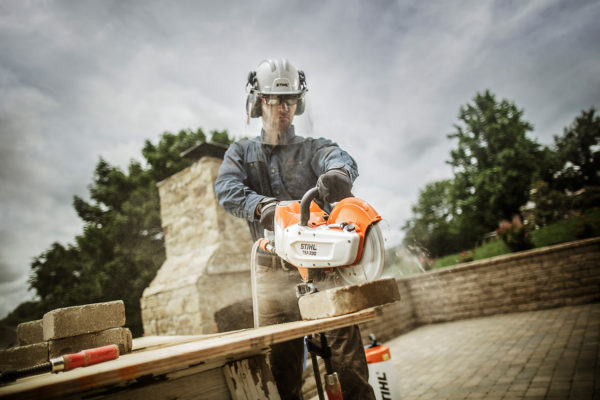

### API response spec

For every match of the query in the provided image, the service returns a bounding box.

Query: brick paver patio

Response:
[387,303,599,399]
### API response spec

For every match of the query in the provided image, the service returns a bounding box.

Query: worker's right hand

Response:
[317,169,352,203]
[258,198,278,231]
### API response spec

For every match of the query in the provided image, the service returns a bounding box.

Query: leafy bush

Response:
[531,208,600,247]
[458,250,474,263]
[432,240,507,269]
[573,212,594,239]
[429,208,600,269]
[496,216,533,252]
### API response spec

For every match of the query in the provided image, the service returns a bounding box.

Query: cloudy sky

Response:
[1,0,598,318]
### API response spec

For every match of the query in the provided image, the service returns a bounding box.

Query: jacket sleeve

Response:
[310,138,359,182]
[214,141,264,222]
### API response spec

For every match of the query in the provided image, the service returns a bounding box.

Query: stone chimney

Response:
[140,143,253,335]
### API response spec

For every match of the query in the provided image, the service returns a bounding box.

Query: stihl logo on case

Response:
[300,243,317,256]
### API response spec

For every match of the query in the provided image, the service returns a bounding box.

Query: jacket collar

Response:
[260,125,296,145]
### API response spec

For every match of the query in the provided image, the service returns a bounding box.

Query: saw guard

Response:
[336,222,385,284]
[327,197,382,265]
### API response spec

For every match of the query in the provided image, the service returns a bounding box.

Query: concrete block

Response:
[48,327,132,358]
[0,342,48,371]
[298,278,401,320]
[17,319,44,345]
[43,301,126,340]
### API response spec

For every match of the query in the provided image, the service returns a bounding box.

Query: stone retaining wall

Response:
[360,237,600,344]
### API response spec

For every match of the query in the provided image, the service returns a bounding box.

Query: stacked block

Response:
[0,343,49,371]
[0,300,132,372]
[16,320,43,345]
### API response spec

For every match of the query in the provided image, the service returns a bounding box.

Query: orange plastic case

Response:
[365,345,391,364]
[274,197,381,266]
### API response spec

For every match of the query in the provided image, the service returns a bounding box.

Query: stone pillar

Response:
[141,156,253,335]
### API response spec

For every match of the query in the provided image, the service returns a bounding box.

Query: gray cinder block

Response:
[49,327,132,358]
[17,319,44,346]
[0,342,49,371]
[299,278,401,320]
[43,301,126,340]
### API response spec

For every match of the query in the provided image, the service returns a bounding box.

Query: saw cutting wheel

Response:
[337,222,385,285]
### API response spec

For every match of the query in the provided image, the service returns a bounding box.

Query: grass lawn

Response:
[431,207,600,270]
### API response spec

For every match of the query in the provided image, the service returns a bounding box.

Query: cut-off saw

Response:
[252,187,385,317]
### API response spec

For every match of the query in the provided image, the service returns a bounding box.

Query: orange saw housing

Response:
[274,197,382,281]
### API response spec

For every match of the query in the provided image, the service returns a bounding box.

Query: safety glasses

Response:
[261,94,301,106]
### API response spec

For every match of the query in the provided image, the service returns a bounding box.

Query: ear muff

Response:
[247,91,262,118]
[246,71,262,119]
[294,94,305,115]
[294,70,307,116]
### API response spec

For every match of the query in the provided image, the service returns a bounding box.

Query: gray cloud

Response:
[0,260,21,284]
[0,0,598,317]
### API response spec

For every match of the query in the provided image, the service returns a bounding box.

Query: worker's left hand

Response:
[317,169,352,203]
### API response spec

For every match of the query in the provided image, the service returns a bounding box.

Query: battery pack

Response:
[365,343,399,400]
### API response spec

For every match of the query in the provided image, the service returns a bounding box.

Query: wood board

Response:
[0,308,376,399]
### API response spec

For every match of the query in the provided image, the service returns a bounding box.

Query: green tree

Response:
[553,107,600,191]
[403,91,542,258]
[142,128,207,181]
[526,180,569,227]
[447,90,540,232]
[29,243,84,311]
[402,180,469,257]
[18,128,232,337]
[210,129,234,145]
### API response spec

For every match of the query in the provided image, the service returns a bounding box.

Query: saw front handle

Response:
[300,187,320,226]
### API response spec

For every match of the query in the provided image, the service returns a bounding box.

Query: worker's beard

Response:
[262,113,294,144]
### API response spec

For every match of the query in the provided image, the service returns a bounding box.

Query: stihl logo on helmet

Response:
[276,82,289,87]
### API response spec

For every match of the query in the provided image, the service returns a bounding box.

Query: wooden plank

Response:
[63,366,231,400]
[223,355,280,400]
[0,308,375,400]
[132,329,251,351]
[132,335,206,351]
[63,354,272,400]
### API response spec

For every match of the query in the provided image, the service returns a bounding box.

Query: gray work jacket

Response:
[214,126,358,240]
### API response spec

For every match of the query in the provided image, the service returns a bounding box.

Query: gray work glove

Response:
[257,197,278,231]
[316,169,353,203]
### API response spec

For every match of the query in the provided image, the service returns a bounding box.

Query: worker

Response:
[214,58,375,400]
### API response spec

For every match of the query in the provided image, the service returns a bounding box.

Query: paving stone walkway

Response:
[386,303,599,399]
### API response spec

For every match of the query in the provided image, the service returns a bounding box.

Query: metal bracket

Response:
[295,280,318,298]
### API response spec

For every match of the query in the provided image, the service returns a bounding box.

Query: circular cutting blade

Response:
[337,223,385,285]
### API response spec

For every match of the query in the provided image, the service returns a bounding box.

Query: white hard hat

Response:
[246,58,307,118]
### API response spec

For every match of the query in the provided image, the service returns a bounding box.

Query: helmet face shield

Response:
[260,94,303,107]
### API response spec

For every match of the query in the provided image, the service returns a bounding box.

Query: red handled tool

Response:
[0,344,119,384]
